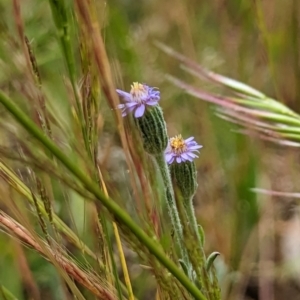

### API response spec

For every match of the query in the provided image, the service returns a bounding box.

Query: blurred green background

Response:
[1,0,300,299]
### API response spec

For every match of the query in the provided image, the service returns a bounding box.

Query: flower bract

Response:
[165,135,202,164]
[116,82,160,118]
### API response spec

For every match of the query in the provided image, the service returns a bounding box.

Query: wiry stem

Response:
[154,153,189,265]
[175,195,214,300]
[184,197,202,248]
[183,197,218,299]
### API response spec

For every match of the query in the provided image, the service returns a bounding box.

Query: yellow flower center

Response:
[170,135,187,154]
[130,82,147,103]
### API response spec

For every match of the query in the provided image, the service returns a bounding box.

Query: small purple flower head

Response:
[165,135,202,164]
[116,82,160,118]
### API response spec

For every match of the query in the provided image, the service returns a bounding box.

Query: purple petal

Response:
[165,152,174,162]
[146,100,159,106]
[186,152,197,158]
[134,105,146,118]
[150,95,160,101]
[185,137,194,143]
[168,156,175,164]
[188,145,203,150]
[186,141,198,147]
[181,153,190,160]
[116,90,132,102]
[117,104,125,109]
[176,156,182,163]
[149,89,160,96]
[120,105,135,117]
[127,106,136,113]
[125,102,138,108]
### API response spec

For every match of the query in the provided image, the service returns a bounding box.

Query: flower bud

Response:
[170,161,198,199]
[135,105,168,155]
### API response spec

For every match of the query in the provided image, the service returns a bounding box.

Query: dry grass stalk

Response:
[0,211,117,300]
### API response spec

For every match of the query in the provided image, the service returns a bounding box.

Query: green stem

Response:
[184,197,216,300]
[48,0,89,151]
[154,153,189,264]
[185,197,202,248]
[0,91,207,300]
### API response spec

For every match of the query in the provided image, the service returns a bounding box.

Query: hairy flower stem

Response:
[175,195,213,300]
[155,153,188,264]
[184,197,215,298]
[184,197,202,249]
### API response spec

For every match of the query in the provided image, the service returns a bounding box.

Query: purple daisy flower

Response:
[116,82,160,118]
[165,135,203,164]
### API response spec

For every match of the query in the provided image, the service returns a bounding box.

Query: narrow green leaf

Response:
[206,252,220,272]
